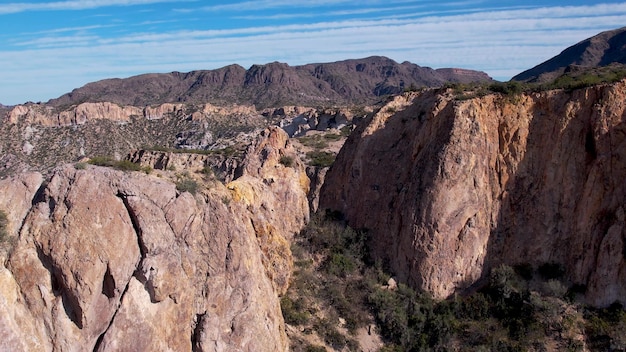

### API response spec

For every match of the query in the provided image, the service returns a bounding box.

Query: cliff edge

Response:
[0,127,308,351]
[320,81,626,307]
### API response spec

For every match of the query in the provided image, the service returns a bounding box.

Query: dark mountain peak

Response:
[47,57,492,108]
[513,26,626,82]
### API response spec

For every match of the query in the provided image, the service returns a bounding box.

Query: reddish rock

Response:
[321,81,626,307]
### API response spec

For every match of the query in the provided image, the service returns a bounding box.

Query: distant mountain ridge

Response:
[48,56,492,109]
[513,26,626,82]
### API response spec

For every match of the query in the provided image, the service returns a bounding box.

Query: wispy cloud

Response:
[0,0,193,14]
[1,2,626,104]
[189,0,426,12]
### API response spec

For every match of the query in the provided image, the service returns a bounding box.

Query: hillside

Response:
[513,26,626,82]
[47,56,492,109]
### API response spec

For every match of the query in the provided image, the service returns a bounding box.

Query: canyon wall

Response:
[320,82,626,307]
[0,127,309,351]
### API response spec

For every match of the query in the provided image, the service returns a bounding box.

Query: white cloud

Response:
[1,2,626,104]
[0,0,193,14]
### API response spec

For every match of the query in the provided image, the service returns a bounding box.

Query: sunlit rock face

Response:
[0,127,309,351]
[321,81,626,307]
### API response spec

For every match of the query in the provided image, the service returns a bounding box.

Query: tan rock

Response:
[0,126,310,351]
[321,81,626,307]
[143,103,184,120]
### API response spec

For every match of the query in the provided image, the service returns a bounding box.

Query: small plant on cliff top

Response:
[88,156,143,172]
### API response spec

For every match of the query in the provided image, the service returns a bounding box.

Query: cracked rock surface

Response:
[0,127,308,351]
[321,82,626,307]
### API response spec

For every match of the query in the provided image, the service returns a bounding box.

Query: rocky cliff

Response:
[0,127,309,351]
[320,81,626,307]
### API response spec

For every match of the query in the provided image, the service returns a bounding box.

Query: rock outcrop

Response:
[320,81,626,307]
[0,127,309,351]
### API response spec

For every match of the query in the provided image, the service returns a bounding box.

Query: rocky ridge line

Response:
[46,56,492,109]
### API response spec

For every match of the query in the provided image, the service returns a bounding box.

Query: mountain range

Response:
[513,26,626,82]
[48,56,491,109]
[2,25,626,352]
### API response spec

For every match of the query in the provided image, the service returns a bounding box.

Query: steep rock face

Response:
[128,150,243,183]
[0,127,309,351]
[320,81,626,307]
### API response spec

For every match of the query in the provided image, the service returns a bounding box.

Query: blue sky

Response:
[1,0,626,105]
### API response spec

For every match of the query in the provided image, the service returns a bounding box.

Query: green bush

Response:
[88,156,143,172]
[298,135,329,150]
[306,151,336,168]
[323,133,342,141]
[304,345,326,352]
[281,296,310,325]
[279,155,295,167]
[489,81,526,96]
[175,178,199,194]
[0,210,8,243]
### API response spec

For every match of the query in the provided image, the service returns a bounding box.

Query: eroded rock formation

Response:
[320,81,626,307]
[0,127,308,351]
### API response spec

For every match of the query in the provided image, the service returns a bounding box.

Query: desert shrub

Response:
[88,156,143,172]
[323,133,342,141]
[279,155,295,167]
[313,318,347,349]
[489,265,523,298]
[297,135,329,150]
[324,253,355,277]
[339,125,352,137]
[304,346,326,352]
[0,210,8,243]
[281,296,310,325]
[489,81,526,96]
[175,178,199,194]
[541,279,568,298]
[74,162,87,170]
[306,151,336,168]
[584,302,626,351]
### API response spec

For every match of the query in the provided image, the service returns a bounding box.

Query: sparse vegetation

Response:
[297,135,329,150]
[0,209,8,244]
[279,155,295,167]
[283,212,624,351]
[88,156,152,173]
[306,151,336,168]
[88,156,142,171]
[444,66,626,102]
[143,145,242,158]
[175,176,199,194]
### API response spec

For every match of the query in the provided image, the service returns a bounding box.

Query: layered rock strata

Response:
[320,81,626,307]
